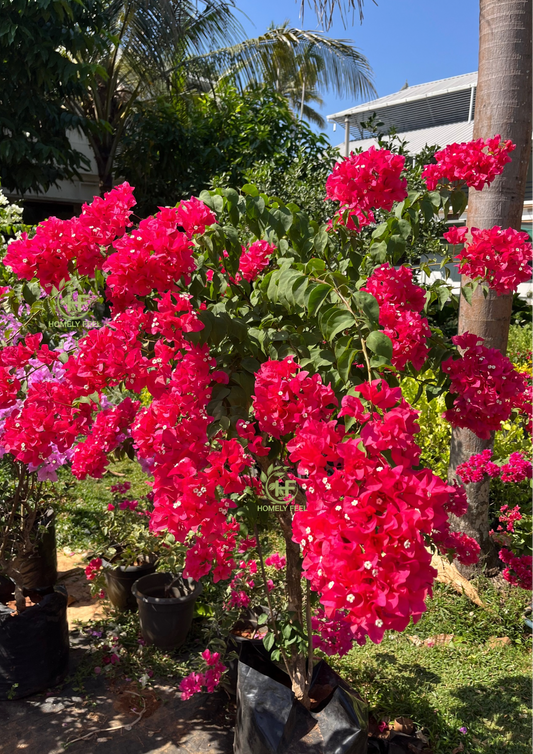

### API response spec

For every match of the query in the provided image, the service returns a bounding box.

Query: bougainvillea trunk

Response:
[449,0,532,571]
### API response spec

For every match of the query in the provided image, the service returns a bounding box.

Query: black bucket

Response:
[104,559,157,611]
[0,589,69,700]
[132,572,202,649]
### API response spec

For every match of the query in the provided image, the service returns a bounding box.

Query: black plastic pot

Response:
[234,642,368,754]
[132,572,202,649]
[0,588,69,700]
[103,556,157,611]
[10,509,57,590]
[226,606,271,695]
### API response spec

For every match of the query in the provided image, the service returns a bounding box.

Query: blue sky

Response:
[234,0,480,144]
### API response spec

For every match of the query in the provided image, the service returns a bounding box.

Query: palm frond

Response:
[299,0,371,31]
[183,25,376,104]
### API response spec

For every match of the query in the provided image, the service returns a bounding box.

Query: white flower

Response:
[328,581,334,589]
[335,505,342,511]
[375,618,383,628]
[364,561,372,570]
[346,594,355,603]
[404,540,411,548]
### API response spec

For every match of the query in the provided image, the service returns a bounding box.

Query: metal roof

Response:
[335,120,475,156]
[328,72,478,138]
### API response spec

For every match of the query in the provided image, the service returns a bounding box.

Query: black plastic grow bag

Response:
[234,642,368,754]
[0,589,69,700]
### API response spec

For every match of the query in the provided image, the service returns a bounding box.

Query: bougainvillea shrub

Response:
[0,135,530,704]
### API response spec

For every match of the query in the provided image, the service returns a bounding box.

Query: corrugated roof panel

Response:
[328,71,478,121]
[334,121,475,157]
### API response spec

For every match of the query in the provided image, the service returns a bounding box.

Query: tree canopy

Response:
[0,0,104,195]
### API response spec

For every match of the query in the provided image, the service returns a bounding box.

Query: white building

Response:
[327,72,532,298]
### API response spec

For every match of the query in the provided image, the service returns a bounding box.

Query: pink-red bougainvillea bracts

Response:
[444,225,532,296]
[362,264,431,370]
[0,137,528,701]
[422,135,515,191]
[325,147,407,230]
[442,333,527,439]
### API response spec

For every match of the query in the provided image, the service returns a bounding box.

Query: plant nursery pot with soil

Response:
[132,572,202,649]
[226,605,271,695]
[234,641,368,754]
[103,555,158,611]
[0,587,69,700]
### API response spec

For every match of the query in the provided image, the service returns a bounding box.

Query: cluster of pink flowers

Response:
[444,225,532,295]
[265,552,286,570]
[456,448,501,483]
[497,504,523,534]
[326,147,407,230]
[252,366,479,644]
[176,196,217,237]
[110,481,132,496]
[311,609,355,657]
[362,263,431,370]
[252,356,337,439]
[4,183,135,289]
[85,557,103,581]
[179,649,227,699]
[498,548,532,590]
[72,398,140,479]
[238,241,276,283]
[103,207,195,311]
[422,136,515,191]
[442,333,527,439]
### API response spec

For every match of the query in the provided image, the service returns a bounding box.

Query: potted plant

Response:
[0,458,69,700]
[0,136,529,747]
[85,482,184,611]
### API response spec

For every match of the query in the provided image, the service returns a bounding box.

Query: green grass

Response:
[328,578,532,754]
[331,637,531,754]
[55,460,150,551]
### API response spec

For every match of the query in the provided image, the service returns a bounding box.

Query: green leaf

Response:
[241,184,259,196]
[366,331,393,361]
[257,613,269,626]
[461,284,474,305]
[314,230,328,255]
[337,348,358,383]
[353,291,379,323]
[263,632,275,652]
[307,283,331,316]
[323,309,355,341]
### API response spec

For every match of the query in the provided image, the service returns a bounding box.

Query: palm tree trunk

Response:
[448,0,532,573]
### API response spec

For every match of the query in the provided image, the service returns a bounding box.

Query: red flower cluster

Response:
[499,548,532,590]
[85,557,103,581]
[456,448,501,483]
[238,240,276,282]
[1,381,93,466]
[285,376,478,644]
[444,225,532,295]
[311,609,355,657]
[103,207,195,311]
[362,264,431,370]
[179,649,227,699]
[252,357,337,439]
[4,183,135,289]
[326,147,407,230]
[457,448,532,484]
[442,333,527,439]
[422,136,515,191]
[72,398,140,479]
[176,197,217,237]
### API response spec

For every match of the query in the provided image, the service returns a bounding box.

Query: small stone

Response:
[486,636,511,648]
[394,717,415,735]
